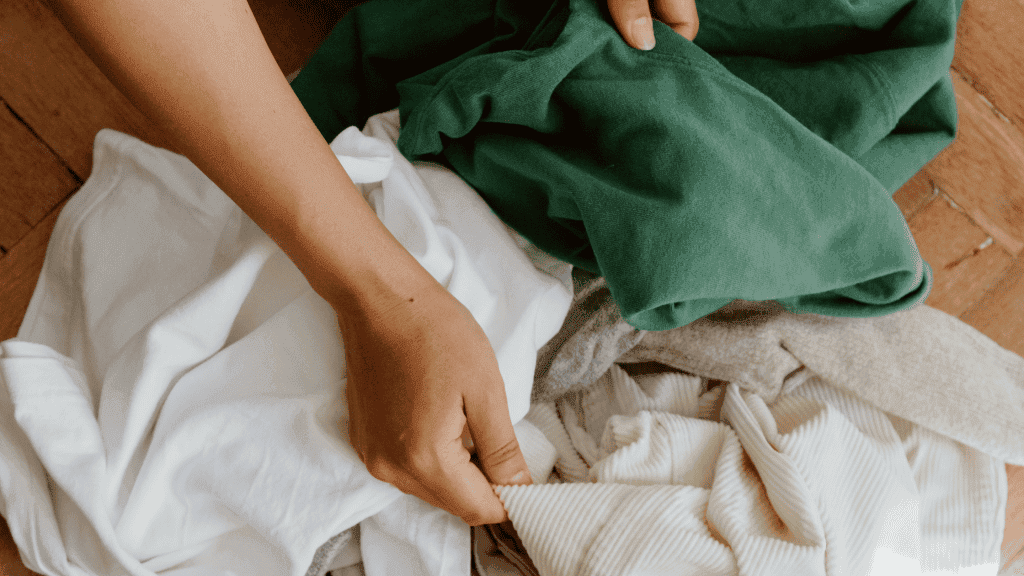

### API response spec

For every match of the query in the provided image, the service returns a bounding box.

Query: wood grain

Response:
[960,255,1024,358]
[0,0,165,180]
[927,72,1024,256]
[0,99,79,253]
[1005,464,1024,572]
[952,0,1024,131]
[248,0,347,77]
[893,167,938,221]
[909,195,1015,317]
[0,200,65,342]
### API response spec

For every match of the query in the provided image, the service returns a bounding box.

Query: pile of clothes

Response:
[0,110,1020,576]
[3,0,1021,573]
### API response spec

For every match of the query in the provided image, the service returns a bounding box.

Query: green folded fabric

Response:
[292,0,960,330]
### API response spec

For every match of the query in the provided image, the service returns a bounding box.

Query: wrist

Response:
[277,190,441,321]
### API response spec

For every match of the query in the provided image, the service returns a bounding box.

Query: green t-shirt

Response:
[292,0,960,330]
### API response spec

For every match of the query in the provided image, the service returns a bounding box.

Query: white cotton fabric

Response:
[501,364,1009,576]
[0,110,572,576]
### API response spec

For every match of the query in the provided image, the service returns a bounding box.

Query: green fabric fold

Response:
[292,0,960,330]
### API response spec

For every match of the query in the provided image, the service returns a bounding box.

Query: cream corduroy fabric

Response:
[501,362,1009,576]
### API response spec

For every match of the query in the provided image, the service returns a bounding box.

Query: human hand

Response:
[340,280,531,526]
[608,0,699,50]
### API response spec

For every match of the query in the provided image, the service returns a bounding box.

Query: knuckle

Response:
[610,0,646,19]
[479,437,522,466]
[403,445,442,476]
[363,455,399,483]
[461,511,486,527]
[361,438,445,484]
[463,505,504,527]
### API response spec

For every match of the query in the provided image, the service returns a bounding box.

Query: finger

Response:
[461,422,477,455]
[653,0,699,41]
[607,0,656,50]
[463,389,532,488]
[380,442,511,526]
[344,385,365,459]
[438,446,512,525]
[347,422,365,463]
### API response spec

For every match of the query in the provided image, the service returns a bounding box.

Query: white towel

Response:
[0,110,572,576]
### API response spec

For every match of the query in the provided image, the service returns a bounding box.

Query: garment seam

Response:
[21,132,129,340]
[53,133,130,274]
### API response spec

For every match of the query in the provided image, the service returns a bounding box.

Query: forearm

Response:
[48,0,435,313]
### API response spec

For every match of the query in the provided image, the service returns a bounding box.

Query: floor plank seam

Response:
[900,179,940,222]
[959,254,1022,322]
[0,191,76,261]
[942,236,994,271]
[1,96,84,186]
[935,187,1019,257]
[951,65,1017,128]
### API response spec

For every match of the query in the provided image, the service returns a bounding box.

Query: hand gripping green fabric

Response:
[292,0,961,330]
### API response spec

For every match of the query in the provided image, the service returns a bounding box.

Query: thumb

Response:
[653,0,699,41]
[607,0,657,50]
[464,393,532,487]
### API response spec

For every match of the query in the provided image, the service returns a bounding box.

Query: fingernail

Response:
[509,471,527,484]
[633,17,655,50]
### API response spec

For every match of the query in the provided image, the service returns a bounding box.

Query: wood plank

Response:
[1005,464,1024,573]
[248,0,348,78]
[952,0,1024,131]
[909,195,1015,317]
[893,167,938,221]
[0,99,79,253]
[926,72,1024,256]
[960,256,1024,358]
[0,200,65,342]
[0,0,353,183]
[0,0,166,180]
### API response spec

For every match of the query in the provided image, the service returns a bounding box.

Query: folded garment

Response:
[291,0,962,329]
[0,111,572,576]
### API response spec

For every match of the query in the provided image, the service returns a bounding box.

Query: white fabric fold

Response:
[0,110,572,576]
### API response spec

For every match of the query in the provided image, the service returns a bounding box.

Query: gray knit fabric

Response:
[618,302,1024,465]
[305,529,354,576]
[532,269,645,402]
[534,283,1024,465]
[531,270,786,403]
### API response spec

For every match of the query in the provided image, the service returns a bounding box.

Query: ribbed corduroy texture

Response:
[502,355,1009,575]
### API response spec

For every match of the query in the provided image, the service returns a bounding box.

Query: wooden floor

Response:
[0,0,1022,574]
